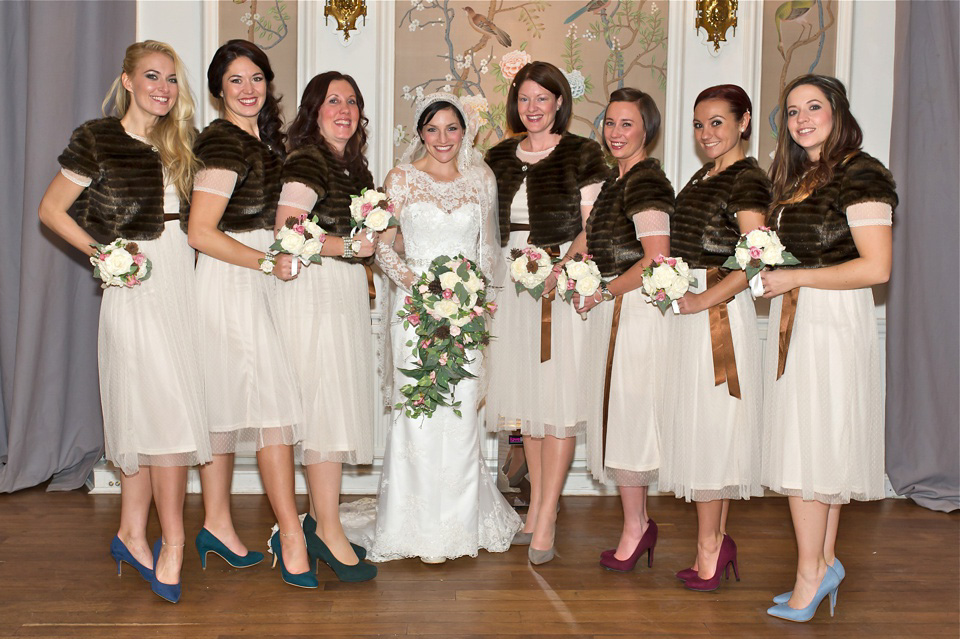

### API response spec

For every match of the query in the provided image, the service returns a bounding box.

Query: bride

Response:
[356,93,522,563]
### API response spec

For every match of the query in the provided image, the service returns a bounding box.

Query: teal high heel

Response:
[308,535,377,583]
[766,565,840,622]
[270,531,319,589]
[109,535,154,582]
[302,513,367,561]
[773,558,845,604]
[195,528,264,569]
[150,540,182,604]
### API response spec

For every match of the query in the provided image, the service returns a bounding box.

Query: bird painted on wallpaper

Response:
[463,6,512,47]
[775,0,817,58]
[564,0,611,24]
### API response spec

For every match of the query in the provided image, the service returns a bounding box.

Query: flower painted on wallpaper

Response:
[441,84,452,92]
[409,19,421,31]
[563,69,586,99]
[499,49,532,80]
[460,94,490,127]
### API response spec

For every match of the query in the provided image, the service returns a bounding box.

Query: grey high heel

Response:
[528,546,555,565]
[512,531,533,545]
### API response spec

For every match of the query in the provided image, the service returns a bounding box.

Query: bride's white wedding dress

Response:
[341,161,521,562]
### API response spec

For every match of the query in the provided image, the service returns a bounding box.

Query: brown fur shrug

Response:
[586,158,675,278]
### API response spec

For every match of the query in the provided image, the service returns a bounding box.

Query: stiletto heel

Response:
[109,535,154,582]
[307,532,377,582]
[302,513,366,561]
[270,531,319,589]
[684,534,739,592]
[150,540,182,604]
[599,520,658,572]
[195,528,264,569]
[773,557,844,604]
[767,565,841,622]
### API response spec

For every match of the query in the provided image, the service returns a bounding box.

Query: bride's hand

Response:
[354,231,378,258]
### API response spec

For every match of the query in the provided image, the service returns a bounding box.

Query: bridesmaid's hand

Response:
[273,253,298,281]
[572,290,603,314]
[675,291,706,315]
[760,269,799,298]
[354,230,378,258]
[541,272,558,297]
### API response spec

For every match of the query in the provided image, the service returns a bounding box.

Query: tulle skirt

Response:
[98,221,211,474]
[761,287,885,503]
[485,232,604,438]
[195,228,301,454]
[658,271,763,502]
[581,288,672,486]
[276,258,374,465]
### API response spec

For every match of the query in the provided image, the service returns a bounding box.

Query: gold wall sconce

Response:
[324,0,367,41]
[695,0,739,52]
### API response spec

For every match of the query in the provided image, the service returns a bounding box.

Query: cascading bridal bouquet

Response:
[722,226,800,298]
[90,238,152,289]
[395,254,497,421]
[259,213,327,276]
[349,188,398,235]
[556,253,604,318]
[641,255,697,315]
[508,244,555,299]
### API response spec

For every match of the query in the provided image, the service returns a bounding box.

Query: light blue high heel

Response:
[270,531,319,589]
[766,564,840,622]
[773,558,845,604]
[150,540,182,604]
[109,535,154,582]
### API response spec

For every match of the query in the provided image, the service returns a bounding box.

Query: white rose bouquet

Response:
[641,254,698,315]
[507,244,555,299]
[722,226,800,298]
[555,253,605,315]
[260,213,328,276]
[395,254,498,421]
[89,238,152,289]
[349,188,398,235]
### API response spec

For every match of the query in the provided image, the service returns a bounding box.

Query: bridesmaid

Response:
[38,41,210,602]
[659,84,770,590]
[187,40,314,588]
[574,89,674,572]
[761,74,896,622]
[274,71,378,582]
[485,61,609,564]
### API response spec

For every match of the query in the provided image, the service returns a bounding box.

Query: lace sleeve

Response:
[193,168,238,198]
[846,201,893,228]
[632,209,670,238]
[477,163,504,287]
[374,168,416,292]
[277,181,319,212]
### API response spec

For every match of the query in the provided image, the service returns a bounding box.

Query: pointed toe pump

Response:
[599,520,657,572]
[270,531,319,589]
[767,565,841,623]
[150,540,182,604]
[195,528,264,569]
[109,535,154,582]
[684,534,740,592]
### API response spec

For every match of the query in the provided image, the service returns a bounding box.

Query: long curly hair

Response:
[769,74,862,206]
[286,71,369,176]
[206,39,286,158]
[102,40,198,202]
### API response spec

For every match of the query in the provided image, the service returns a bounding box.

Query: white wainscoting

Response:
[116,0,897,497]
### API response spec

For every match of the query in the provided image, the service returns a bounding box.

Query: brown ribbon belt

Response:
[162,214,179,222]
[706,267,741,399]
[364,263,376,300]
[507,223,559,362]
[776,288,800,379]
[601,294,624,467]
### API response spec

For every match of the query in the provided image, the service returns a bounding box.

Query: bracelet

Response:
[258,251,277,276]
[600,281,615,302]
[342,238,360,259]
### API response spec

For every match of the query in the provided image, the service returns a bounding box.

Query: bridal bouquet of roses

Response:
[90,238,152,289]
[556,254,605,313]
[641,254,697,314]
[508,244,555,299]
[349,188,398,234]
[722,226,800,298]
[396,254,497,421]
[259,213,327,276]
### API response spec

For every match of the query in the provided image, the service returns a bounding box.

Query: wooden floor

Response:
[0,488,957,638]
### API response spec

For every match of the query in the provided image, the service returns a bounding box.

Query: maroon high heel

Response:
[675,567,698,581]
[599,520,657,572]
[684,534,739,592]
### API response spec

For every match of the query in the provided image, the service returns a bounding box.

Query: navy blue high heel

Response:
[270,531,319,589]
[767,564,840,622]
[195,528,264,569]
[302,513,367,561]
[109,535,154,582]
[150,540,182,604]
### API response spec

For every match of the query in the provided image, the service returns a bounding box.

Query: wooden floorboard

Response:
[0,487,956,638]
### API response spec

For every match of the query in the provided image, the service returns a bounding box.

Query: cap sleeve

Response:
[575,138,609,189]
[839,154,898,211]
[622,163,675,220]
[194,124,249,180]
[282,146,329,200]
[728,165,772,215]
[57,122,100,182]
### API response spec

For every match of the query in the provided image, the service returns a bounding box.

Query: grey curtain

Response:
[0,1,136,492]
[886,0,960,512]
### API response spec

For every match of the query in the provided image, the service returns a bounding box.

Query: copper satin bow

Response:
[706,268,741,399]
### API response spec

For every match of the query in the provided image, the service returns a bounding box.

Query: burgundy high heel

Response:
[599,520,657,572]
[675,567,698,581]
[684,534,739,592]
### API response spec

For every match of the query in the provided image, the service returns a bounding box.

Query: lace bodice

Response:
[376,163,501,292]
